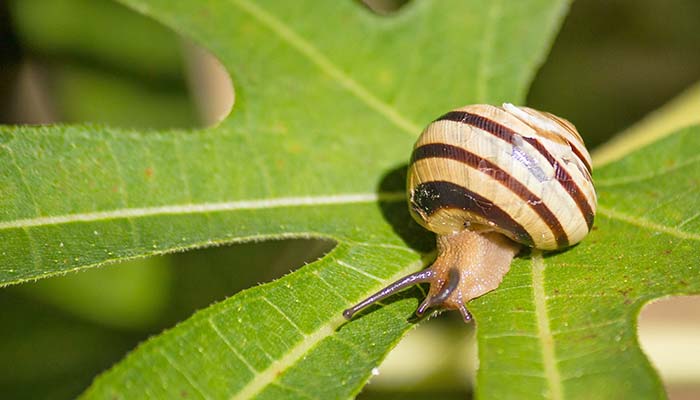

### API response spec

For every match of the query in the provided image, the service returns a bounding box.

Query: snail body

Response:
[344,103,596,322]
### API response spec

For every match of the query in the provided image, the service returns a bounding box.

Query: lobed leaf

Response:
[0,0,570,287]
[10,1,697,399]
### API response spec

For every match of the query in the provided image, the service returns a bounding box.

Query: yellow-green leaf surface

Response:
[6,0,698,399]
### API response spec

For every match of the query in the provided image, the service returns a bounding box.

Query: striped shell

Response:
[408,103,596,250]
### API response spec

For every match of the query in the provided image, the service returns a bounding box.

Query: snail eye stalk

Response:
[416,268,460,316]
[342,269,435,320]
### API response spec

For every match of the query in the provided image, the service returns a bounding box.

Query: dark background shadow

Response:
[377,163,434,254]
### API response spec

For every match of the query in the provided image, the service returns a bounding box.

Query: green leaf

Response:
[22,0,700,398]
[0,0,569,286]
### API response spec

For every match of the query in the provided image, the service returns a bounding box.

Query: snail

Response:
[343,103,596,322]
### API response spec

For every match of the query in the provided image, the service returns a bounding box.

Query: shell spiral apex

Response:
[344,103,597,322]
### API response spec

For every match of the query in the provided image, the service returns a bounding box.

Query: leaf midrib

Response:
[231,315,346,400]
[532,250,563,400]
[229,0,420,135]
[0,192,405,230]
[7,193,697,246]
[475,0,501,102]
[230,259,425,400]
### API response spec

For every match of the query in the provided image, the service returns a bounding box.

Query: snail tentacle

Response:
[342,268,436,320]
[457,302,472,322]
[415,268,460,316]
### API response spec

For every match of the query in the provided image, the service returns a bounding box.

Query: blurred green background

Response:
[1,0,699,398]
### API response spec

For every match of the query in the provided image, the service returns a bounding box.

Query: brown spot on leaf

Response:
[145,167,154,178]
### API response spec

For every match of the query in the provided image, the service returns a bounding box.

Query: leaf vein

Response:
[598,205,700,241]
[546,293,619,300]
[336,259,383,283]
[556,346,618,363]
[229,315,346,400]
[481,332,539,340]
[483,369,546,379]
[207,318,259,374]
[172,136,193,201]
[271,382,319,400]
[22,226,42,272]
[230,259,423,400]
[642,185,697,215]
[104,136,141,247]
[158,348,210,400]
[550,317,626,336]
[312,271,351,302]
[561,367,632,383]
[229,0,420,135]
[0,192,405,230]
[595,153,700,186]
[333,335,371,360]
[3,144,41,216]
[475,0,502,102]
[676,210,700,229]
[241,102,275,195]
[261,296,305,335]
[532,251,563,400]
[347,240,417,253]
[491,284,534,295]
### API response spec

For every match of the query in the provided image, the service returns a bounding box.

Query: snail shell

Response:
[344,103,596,322]
[408,103,596,250]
